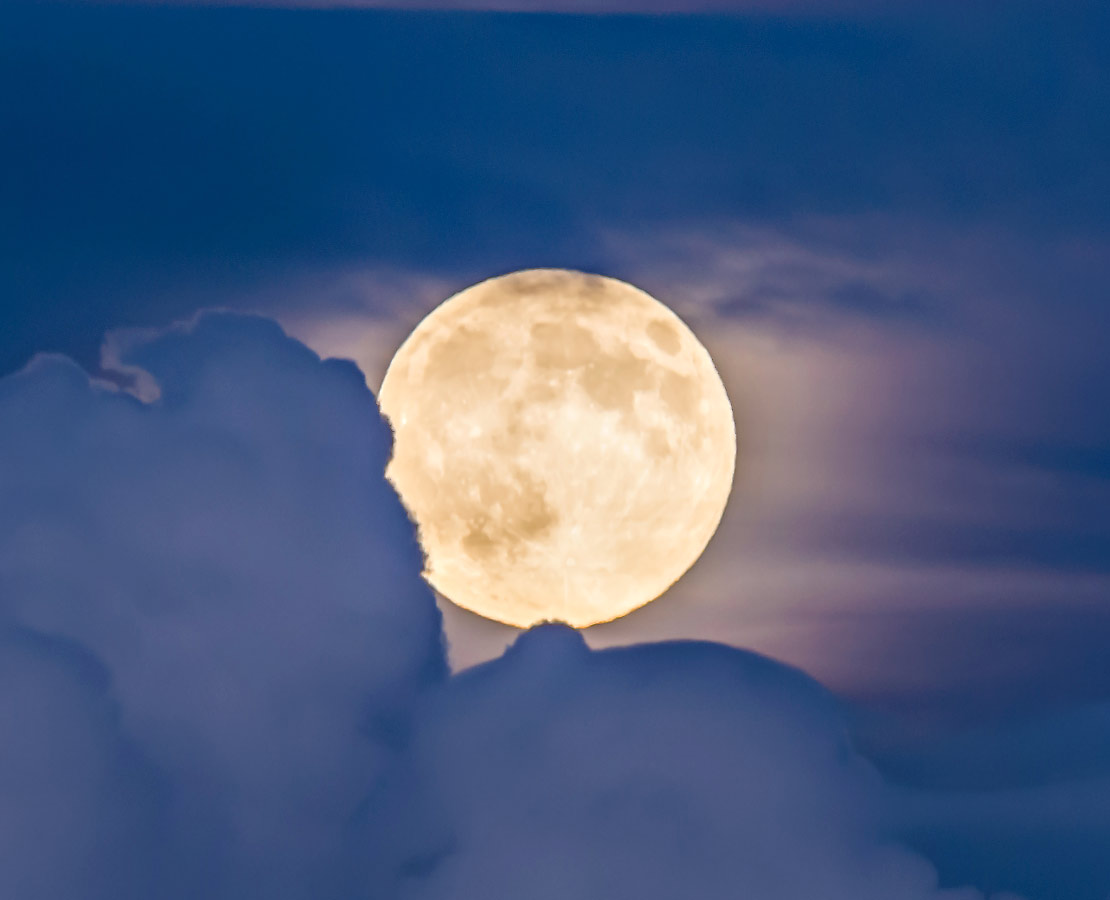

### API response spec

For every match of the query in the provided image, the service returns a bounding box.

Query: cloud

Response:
[0,628,162,900]
[566,220,1110,729]
[361,623,1010,900]
[296,219,1110,720]
[0,313,445,899]
[0,310,1106,900]
[2,0,1109,894]
[272,219,1110,745]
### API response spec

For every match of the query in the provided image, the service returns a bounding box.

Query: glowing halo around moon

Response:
[378,269,736,629]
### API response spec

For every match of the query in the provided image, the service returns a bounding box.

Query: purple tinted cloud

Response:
[0,630,161,900]
[364,625,1011,900]
[0,312,1106,899]
[0,314,444,898]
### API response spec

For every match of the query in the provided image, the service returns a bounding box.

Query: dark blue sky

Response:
[3,2,1108,367]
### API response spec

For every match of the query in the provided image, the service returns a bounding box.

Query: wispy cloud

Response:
[271,217,1110,736]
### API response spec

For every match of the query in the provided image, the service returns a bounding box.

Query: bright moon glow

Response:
[378,269,736,628]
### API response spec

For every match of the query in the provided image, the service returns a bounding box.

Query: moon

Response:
[378,269,736,629]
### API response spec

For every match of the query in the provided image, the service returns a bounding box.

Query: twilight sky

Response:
[1,2,1109,898]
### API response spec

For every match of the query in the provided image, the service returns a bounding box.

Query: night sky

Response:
[2,2,1109,898]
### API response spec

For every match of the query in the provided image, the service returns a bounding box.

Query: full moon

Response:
[378,269,736,628]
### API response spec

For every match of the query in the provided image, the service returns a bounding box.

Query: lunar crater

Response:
[378,269,735,629]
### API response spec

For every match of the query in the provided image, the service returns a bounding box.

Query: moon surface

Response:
[378,269,736,629]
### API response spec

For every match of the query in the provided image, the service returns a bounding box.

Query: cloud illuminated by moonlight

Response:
[0,313,1104,900]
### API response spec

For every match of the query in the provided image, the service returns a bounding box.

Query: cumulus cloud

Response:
[361,624,1010,900]
[1,310,1105,900]
[0,313,444,899]
[0,629,162,900]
